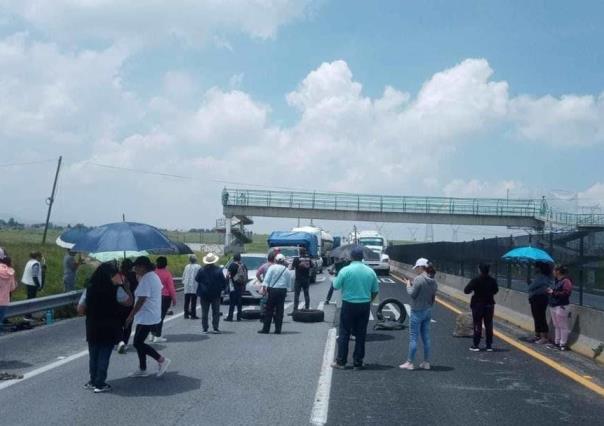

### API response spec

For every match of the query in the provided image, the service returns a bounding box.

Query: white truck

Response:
[354,230,390,275]
[292,226,334,268]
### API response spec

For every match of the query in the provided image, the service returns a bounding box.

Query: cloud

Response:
[3,0,313,46]
[443,179,527,199]
[579,183,604,210]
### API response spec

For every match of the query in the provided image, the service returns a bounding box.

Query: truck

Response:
[353,230,390,275]
[292,226,334,267]
[267,231,321,283]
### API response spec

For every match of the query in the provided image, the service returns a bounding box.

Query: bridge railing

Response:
[223,188,540,218]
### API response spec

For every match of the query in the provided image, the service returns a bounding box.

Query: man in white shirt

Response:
[126,256,171,378]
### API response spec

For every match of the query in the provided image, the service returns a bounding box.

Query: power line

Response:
[0,159,56,168]
[87,162,192,180]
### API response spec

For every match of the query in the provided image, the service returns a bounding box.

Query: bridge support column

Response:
[225,217,232,252]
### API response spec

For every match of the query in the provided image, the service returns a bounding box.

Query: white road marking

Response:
[369,311,374,321]
[317,301,325,311]
[382,304,400,320]
[404,303,411,317]
[379,277,395,284]
[0,310,186,391]
[310,327,337,426]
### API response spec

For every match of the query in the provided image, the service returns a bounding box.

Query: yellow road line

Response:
[390,272,604,398]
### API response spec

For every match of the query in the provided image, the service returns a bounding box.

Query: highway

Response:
[1,272,604,425]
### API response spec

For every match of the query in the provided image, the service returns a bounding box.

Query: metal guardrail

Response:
[222,188,604,228]
[3,278,183,320]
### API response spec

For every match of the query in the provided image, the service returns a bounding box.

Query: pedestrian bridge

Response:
[222,188,604,229]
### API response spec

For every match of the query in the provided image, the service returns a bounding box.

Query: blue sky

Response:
[0,0,603,239]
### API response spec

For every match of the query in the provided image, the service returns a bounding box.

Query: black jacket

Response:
[464,274,499,307]
[196,265,227,299]
[86,285,122,344]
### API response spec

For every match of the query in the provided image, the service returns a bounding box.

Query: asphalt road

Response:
[327,275,604,425]
[2,272,604,425]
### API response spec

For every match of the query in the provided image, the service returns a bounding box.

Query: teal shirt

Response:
[333,261,379,303]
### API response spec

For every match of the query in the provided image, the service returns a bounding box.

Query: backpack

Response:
[297,257,311,271]
[233,263,248,287]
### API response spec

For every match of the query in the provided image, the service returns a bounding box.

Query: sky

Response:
[1,0,603,241]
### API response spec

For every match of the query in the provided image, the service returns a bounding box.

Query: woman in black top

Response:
[78,262,132,393]
[464,263,499,352]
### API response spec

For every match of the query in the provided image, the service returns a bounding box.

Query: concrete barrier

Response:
[390,260,604,363]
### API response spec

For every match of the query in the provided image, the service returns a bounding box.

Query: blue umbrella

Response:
[71,222,178,254]
[502,246,554,264]
[56,225,92,249]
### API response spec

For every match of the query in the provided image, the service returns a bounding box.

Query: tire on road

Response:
[240,309,263,320]
[375,298,407,324]
[292,309,324,323]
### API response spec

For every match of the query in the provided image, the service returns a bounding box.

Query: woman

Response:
[464,263,499,352]
[77,262,132,393]
[0,252,17,324]
[151,256,176,343]
[117,259,138,354]
[548,265,573,351]
[400,258,438,370]
[528,262,553,344]
[258,254,291,334]
[182,255,201,319]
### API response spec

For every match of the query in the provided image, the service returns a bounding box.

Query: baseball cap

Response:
[350,246,364,261]
[413,258,430,269]
[275,253,285,262]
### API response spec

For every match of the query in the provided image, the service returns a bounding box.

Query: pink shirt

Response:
[155,268,176,300]
[0,264,17,306]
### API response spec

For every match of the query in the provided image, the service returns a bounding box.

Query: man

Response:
[195,252,226,334]
[258,254,291,334]
[291,246,312,313]
[63,249,81,292]
[21,252,44,304]
[182,255,201,319]
[225,253,247,322]
[127,256,171,378]
[331,247,379,370]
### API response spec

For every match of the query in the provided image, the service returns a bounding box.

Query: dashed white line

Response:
[310,327,337,426]
[317,301,325,311]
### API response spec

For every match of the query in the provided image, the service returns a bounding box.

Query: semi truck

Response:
[267,231,321,283]
[352,230,391,275]
[291,226,334,266]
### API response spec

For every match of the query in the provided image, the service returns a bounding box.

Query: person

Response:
[548,265,573,351]
[195,252,226,334]
[77,262,132,393]
[151,256,177,343]
[117,259,138,354]
[225,253,247,322]
[528,261,553,344]
[325,258,350,304]
[400,258,438,370]
[63,249,82,292]
[331,246,379,370]
[126,256,171,378]
[291,246,312,313]
[256,250,276,321]
[464,263,499,352]
[258,254,292,334]
[21,251,43,300]
[182,255,201,319]
[0,250,17,325]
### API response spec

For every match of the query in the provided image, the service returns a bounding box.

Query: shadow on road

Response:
[0,360,33,370]
[360,364,395,371]
[109,372,201,397]
[365,333,396,342]
[163,333,209,343]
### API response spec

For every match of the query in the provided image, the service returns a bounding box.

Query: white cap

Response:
[275,253,285,262]
[413,258,429,269]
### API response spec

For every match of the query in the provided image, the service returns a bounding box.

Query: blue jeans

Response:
[407,308,432,363]
[88,343,114,387]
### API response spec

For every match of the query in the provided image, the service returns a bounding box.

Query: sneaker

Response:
[324,300,330,305]
[224,317,233,322]
[212,329,221,334]
[157,358,171,377]
[201,330,209,335]
[331,362,347,370]
[94,384,112,393]
[399,361,414,370]
[546,343,559,350]
[117,341,126,354]
[485,347,494,352]
[419,362,431,370]
[129,369,150,378]
[84,382,94,390]
[535,338,549,345]
[153,336,167,343]
[559,345,569,351]
[469,346,480,352]
[257,330,269,334]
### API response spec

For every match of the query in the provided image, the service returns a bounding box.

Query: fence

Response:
[387,230,604,310]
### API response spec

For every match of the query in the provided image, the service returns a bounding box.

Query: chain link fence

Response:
[387,230,604,310]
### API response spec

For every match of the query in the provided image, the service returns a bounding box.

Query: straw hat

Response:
[203,252,220,265]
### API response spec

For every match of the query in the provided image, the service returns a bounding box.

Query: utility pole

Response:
[42,156,62,244]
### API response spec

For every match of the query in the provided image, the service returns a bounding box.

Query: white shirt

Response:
[182,263,201,294]
[134,271,162,325]
[21,259,42,287]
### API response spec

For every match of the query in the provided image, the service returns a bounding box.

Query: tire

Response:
[292,309,324,323]
[240,309,263,320]
[375,298,407,324]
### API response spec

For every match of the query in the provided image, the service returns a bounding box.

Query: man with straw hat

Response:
[195,253,227,334]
